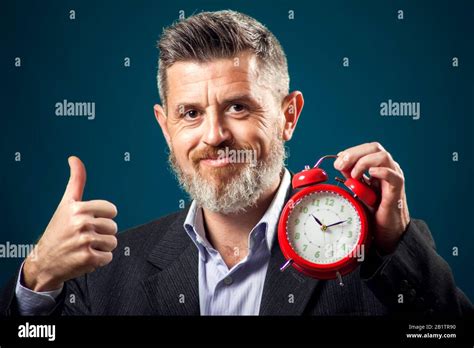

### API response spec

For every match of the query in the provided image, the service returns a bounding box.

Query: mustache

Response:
[191,144,255,164]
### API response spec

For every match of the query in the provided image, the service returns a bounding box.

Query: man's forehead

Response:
[166,52,262,103]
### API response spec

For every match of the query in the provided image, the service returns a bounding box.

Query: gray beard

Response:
[168,134,286,214]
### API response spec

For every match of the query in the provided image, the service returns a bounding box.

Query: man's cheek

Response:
[170,144,194,173]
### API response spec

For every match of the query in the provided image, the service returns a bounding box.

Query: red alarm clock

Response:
[278,155,378,286]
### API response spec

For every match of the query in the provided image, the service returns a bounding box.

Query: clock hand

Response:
[311,214,323,226]
[326,220,347,228]
[311,214,329,232]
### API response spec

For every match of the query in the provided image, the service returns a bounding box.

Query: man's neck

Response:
[202,172,283,268]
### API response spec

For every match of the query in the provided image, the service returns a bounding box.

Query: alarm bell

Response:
[292,155,377,209]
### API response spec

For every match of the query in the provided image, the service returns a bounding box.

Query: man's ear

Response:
[154,104,171,148]
[281,91,304,141]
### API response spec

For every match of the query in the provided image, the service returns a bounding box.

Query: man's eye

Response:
[228,104,246,113]
[183,110,199,119]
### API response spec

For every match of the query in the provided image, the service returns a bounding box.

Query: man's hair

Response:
[157,10,290,108]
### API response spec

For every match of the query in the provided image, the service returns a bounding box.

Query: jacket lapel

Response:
[260,174,321,315]
[259,240,320,315]
[141,208,200,315]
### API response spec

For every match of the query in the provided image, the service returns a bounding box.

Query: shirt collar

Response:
[183,168,292,258]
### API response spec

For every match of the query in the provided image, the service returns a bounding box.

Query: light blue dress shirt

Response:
[183,168,291,315]
[14,168,291,316]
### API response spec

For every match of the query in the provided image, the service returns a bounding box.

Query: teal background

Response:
[0,0,473,300]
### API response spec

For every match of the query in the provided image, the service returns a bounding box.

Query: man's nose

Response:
[202,111,232,147]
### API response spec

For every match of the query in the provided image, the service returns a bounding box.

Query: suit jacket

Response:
[1,205,472,316]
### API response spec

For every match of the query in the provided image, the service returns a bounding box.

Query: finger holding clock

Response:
[334,142,387,173]
[349,151,399,180]
[368,167,405,203]
[368,166,410,253]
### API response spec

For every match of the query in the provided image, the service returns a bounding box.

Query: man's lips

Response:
[199,156,231,167]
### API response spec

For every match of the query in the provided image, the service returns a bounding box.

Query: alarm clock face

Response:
[286,190,362,265]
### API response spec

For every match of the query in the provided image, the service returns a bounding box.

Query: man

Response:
[0,10,472,316]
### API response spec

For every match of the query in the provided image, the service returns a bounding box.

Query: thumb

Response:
[62,156,87,202]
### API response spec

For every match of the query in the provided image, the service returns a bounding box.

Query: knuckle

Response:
[71,216,83,230]
[342,152,351,162]
[397,171,405,183]
[81,249,95,265]
[380,151,392,162]
[70,201,83,215]
[395,162,404,173]
[378,167,388,176]
[72,216,91,231]
[394,161,404,174]
[79,232,95,246]
[371,141,384,152]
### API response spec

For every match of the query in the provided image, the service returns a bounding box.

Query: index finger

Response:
[76,200,118,218]
[334,142,386,172]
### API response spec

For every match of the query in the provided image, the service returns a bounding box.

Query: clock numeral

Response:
[347,230,353,238]
[295,218,300,225]
[347,217,352,224]
[299,206,308,213]
[312,199,320,207]
[303,244,308,251]
[325,198,335,207]
[295,232,300,240]
[314,251,320,258]
[341,243,346,251]
[340,205,345,213]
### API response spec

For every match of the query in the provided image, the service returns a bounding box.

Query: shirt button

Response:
[223,276,233,286]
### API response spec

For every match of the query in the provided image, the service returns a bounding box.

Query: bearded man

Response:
[1,10,471,316]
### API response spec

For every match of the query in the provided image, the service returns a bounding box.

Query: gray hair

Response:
[157,10,290,108]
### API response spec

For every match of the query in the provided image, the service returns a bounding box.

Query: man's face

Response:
[156,52,287,214]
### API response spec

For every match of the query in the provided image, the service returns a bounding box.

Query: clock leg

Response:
[336,271,344,287]
[280,259,294,272]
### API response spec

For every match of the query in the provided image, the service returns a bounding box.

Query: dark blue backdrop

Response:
[1,0,472,300]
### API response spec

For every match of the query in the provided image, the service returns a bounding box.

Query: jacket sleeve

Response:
[0,266,91,316]
[360,218,473,316]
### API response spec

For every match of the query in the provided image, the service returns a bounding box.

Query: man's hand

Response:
[23,156,118,292]
[334,142,410,254]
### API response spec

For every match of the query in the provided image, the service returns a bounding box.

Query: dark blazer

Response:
[1,204,472,316]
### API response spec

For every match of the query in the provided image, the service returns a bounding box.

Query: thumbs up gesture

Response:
[23,157,118,292]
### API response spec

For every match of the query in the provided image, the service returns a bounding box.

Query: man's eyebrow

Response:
[220,94,259,105]
[172,94,260,114]
[172,102,201,115]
